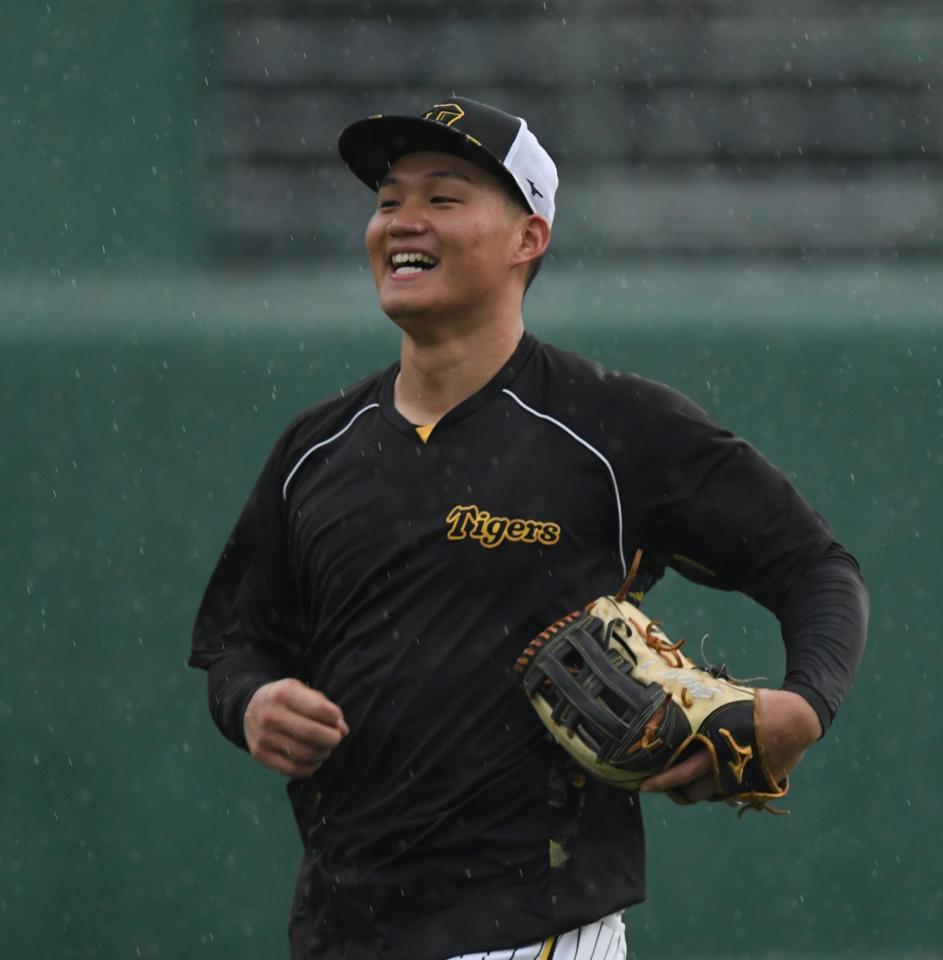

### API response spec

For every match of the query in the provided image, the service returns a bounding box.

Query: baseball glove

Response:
[514,554,788,815]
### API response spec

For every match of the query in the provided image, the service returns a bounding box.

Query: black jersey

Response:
[190,333,851,959]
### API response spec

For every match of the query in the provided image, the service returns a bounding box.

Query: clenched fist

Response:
[243,678,350,777]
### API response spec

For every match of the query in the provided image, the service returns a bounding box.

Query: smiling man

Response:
[189,97,868,960]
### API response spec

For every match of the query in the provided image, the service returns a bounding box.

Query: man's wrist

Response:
[207,659,288,749]
[780,682,830,740]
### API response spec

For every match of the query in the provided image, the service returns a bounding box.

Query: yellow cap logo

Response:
[424,102,465,127]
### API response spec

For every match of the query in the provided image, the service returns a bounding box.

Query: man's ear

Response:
[513,214,551,268]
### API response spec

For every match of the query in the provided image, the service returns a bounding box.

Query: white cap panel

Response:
[503,120,558,226]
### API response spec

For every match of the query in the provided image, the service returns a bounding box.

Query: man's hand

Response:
[639,689,822,802]
[243,678,350,777]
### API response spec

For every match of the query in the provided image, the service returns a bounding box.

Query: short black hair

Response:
[524,255,543,293]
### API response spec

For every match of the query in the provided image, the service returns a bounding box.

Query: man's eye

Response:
[378,198,398,209]
[431,196,459,204]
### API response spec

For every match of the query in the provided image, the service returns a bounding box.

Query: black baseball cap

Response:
[338,96,558,224]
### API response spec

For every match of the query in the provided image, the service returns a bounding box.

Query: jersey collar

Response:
[379,331,537,437]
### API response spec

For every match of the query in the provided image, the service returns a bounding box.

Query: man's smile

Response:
[390,251,440,276]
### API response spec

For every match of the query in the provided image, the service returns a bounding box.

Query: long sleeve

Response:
[618,376,867,733]
[777,541,869,734]
[189,431,309,749]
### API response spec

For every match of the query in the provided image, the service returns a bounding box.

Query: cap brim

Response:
[338,114,526,204]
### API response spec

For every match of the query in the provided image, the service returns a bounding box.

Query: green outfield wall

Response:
[1,267,940,959]
[0,1,197,273]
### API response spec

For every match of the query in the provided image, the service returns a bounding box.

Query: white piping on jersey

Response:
[501,388,627,578]
[281,402,380,500]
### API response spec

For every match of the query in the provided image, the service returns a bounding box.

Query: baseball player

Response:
[189,97,868,959]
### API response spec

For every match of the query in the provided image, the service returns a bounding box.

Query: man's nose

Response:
[387,202,428,236]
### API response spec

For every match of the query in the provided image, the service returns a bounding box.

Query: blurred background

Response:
[1,0,940,957]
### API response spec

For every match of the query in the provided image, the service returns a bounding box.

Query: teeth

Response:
[391,252,438,268]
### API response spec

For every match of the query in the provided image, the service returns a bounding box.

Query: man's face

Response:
[365,151,529,329]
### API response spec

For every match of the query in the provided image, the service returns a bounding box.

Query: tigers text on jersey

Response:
[190,333,834,960]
